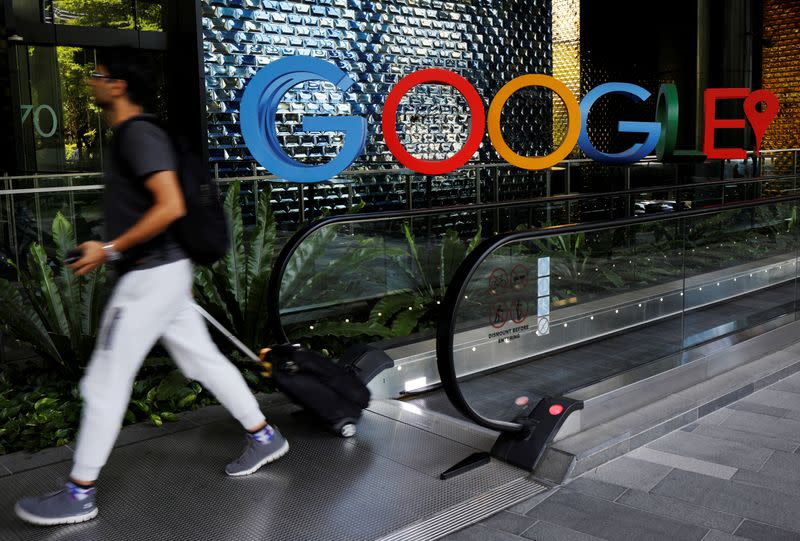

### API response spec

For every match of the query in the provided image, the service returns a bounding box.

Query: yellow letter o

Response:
[488,75,581,170]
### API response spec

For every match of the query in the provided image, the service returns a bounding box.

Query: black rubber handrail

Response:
[435,194,800,434]
[266,173,797,343]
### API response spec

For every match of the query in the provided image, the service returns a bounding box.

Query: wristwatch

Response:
[102,243,122,262]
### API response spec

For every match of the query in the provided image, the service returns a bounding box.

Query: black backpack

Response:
[115,116,229,266]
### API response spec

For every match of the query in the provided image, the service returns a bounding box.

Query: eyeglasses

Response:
[89,72,115,80]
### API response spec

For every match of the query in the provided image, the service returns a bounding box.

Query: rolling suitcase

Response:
[260,344,370,437]
[192,303,393,437]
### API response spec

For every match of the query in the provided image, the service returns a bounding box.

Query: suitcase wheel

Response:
[338,423,357,438]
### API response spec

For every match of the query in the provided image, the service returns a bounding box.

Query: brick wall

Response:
[762,0,800,154]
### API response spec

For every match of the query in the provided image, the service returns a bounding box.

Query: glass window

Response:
[41,0,165,30]
[10,0,42,23]
[14,45,65,172]
[50,0,136,29]
[11,45,165,174]
[136,0,164,32]
[58,47,105,171]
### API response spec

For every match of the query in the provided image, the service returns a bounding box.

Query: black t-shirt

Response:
[104,115,186,273]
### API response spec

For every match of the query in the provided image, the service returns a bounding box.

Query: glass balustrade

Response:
[442,198,799,427]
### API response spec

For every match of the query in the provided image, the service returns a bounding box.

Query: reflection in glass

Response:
[451,221,688,423]
[277,218,486,348]
[15,45,105,172]
[44,0,164,31]
[51,0,136,29]
[1,174,103,279]
[12,44,166,173]
[683,203,799,347]
[16,45,63,171]
[136,0,164,31]
[58,47,104,171]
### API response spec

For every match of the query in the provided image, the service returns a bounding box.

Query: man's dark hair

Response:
[96,48,154,108]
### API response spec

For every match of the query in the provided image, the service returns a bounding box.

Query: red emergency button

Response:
[549,404,564,416]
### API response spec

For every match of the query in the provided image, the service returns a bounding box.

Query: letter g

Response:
[240,57,367,183]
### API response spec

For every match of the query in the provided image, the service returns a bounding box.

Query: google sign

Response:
[241,57,780,183]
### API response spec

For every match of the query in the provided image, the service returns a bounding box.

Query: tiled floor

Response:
[446,371,800,541]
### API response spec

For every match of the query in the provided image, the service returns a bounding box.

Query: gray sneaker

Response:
[15,482,98,526]
[226,426,289,476]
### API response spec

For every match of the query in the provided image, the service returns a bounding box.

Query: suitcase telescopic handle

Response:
[191,302,261,363]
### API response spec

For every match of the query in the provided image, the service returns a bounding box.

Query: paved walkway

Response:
[449,371,800,541]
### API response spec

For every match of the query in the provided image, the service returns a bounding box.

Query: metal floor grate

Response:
[0,400,531,541]
[376,477,549,541]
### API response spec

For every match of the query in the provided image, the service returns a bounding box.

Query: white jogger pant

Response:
[71,259,266,481]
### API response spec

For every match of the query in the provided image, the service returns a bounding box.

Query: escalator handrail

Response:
[266,173,797,343]
[435,194,800,434]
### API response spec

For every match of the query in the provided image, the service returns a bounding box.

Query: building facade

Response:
[0,0,796,218]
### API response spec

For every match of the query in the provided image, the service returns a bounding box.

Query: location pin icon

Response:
[744,90,779,156]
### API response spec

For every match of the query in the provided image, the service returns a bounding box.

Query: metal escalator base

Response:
[0,399,545,541]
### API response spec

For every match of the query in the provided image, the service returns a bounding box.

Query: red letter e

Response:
[703,88,749,160]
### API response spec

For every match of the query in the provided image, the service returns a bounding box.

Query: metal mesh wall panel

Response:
[201,0,554,216]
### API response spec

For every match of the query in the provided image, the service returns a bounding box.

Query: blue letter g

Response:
[240,57,367,183]
[577,82,661,165]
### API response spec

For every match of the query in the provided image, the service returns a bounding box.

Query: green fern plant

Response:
[368,224,483,336]
[0,212,109,376]
[280,227,388,311]
[192,181,277,354]
[280,215,404,345]
[193,182,393,354]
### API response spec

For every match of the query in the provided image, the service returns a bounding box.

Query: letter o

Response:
[488,75,580,170]
[383,69,486,175]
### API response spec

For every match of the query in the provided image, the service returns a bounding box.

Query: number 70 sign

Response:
[21,104,58,138]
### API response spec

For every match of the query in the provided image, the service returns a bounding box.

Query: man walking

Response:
[15,50,288,526]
